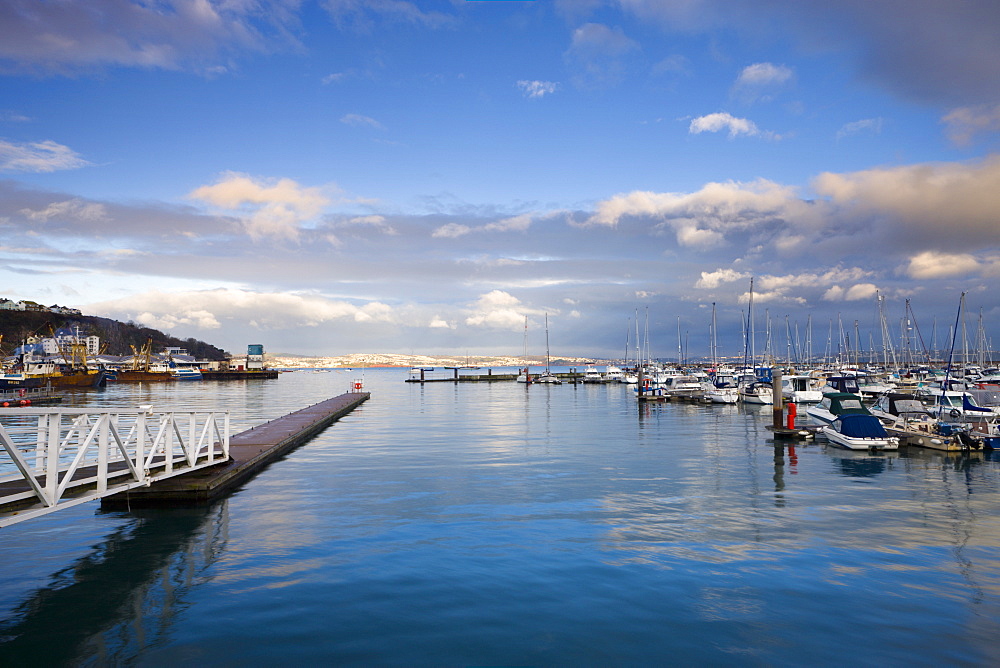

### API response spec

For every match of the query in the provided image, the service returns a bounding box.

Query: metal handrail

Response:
[0,406,230,527]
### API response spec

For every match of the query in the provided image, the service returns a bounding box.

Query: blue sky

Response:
[2,0,999,360]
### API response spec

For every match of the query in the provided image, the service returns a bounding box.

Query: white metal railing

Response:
[0,406,230,527]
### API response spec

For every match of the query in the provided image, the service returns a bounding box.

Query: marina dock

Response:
[200,369,280,380]
[101,391,369,508]
[405,367,586,383]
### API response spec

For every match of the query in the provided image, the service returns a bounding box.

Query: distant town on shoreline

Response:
[267,353,608,369]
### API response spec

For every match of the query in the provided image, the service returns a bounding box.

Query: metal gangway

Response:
[0,406,230,527]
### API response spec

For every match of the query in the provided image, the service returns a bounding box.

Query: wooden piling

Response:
[772,368,783,429]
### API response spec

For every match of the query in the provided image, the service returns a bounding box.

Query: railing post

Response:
[189,412,197,466]
[165,414,174,474]
[137,410,146,477]
[97,414,108,494]
[44,413,60,506]
[35,413,46,471]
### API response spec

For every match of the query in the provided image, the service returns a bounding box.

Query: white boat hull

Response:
[707,387,739,404]
[822,426,899,450]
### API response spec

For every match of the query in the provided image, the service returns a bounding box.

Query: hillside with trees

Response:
[0,310,229,360]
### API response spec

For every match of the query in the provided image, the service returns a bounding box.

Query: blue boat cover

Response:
[835,414,888,438]
[962,395,992,413]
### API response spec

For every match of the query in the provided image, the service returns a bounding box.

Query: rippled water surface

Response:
[2,369,1000,666]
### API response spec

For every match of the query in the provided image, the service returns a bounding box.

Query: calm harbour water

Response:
[2,368,1000,666]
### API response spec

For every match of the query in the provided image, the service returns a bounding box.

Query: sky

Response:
[1,0,1000,361]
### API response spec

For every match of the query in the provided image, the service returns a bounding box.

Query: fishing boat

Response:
[22,357,108,388]
[116,339,174,382]
[0,372,44,390]
[822,414,900,450]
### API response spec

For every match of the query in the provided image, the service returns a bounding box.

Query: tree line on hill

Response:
[0,310,228,360]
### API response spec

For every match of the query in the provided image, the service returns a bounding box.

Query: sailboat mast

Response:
[545,313,552,372]
[522,315,528,362]
[677,316,682,366]
[624,317,631,367]
[750,278,756,368]
[711,302,718,368]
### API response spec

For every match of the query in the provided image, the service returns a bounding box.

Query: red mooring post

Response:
[786,401,797,430]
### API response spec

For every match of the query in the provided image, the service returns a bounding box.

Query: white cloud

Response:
[904,251,981,279]
[708,268,875,304]
[323,0,456,30]
[942,103,1000,146]
[739,289,806,305]
[732,62,793,102]
[564,23,639,88]
[20,199,107,223]
[736,62,793,87]
[483,214,532,233]
[689,112,776,139]
[755,268,872,293]
[340,113,385,130]
[465,290,530,330]
[334,214,397,235]
[136,309,221,330]
[0,111,31,122]
[585,179,806,251]
[516,80,558,98]
[432,222,471,238]
[652,54,691,76]
[190,172,330,241]
[675,224,724,247]
[435,214,533,238]
[0,0,294,73]
[0,139,90,172]
[836,117,884,140]
[695,268,749,289]
[812,157,1000,247]
[822,283,880,301]
[90,288,398,333]
[567,23,638,57]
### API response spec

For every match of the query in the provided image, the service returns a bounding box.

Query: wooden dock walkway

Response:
[101,391,369,508]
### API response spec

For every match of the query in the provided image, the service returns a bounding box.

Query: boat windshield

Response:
[894,400,926,414]
[936,395,963,408]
